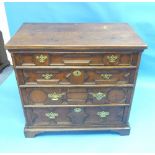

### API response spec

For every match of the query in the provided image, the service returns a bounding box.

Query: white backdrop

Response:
[0,2,11,64]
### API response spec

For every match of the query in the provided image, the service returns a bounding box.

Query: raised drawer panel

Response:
[17,68,136,85]
[21,87,132,105]
[25,106,125,126]
[14,52,138,66]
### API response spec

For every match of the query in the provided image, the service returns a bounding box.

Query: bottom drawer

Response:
[25,106,126,127]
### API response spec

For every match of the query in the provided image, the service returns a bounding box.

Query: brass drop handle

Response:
[72,70,82,77]
[48,92,64,101]
[45,112,59,119]
[101,74,112,80]
[42,74,53,80]
[107,55,119,63]
[90,92,106,101]
[97,111,109,118]
[36,54,48,63]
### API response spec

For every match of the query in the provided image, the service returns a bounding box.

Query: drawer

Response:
[17,68,136,85]
[22,87,132,105]
[25,106,125,126]
[14,52,138,66]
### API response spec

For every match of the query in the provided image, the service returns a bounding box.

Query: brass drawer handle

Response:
[97,111,109,118]
[45,112,59,119]
[101,74,112,80]
[90,92,106,100]
[107,55,118,63]
[36,54,47,63]
[74,108,82,113]
[48,92,64,101]
[42,74,53,80]
[73,70,82,77]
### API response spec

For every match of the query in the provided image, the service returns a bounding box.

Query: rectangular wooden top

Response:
[6,23,147,50]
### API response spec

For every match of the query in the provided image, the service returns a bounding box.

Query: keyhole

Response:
[73,70,81,76]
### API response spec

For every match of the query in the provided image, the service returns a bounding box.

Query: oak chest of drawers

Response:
[6,23,147,137]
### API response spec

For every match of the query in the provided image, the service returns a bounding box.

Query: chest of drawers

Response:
[6,23,147,137]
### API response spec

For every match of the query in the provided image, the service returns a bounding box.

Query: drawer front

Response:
[22,87,132,105]
[14,52,138,66]
[25,106,125,126]
[17,68,135,85]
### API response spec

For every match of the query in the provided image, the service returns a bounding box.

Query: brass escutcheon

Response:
[97,111,109,118]
[45,112,59,119]
[90,92,106,101]
[73,70,82,77]
[107,55,118,63]
[36,54,48,63]
[48,92,64,101]
[42,74,53,80]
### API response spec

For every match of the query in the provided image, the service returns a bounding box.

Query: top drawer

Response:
[13,52,138,66]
